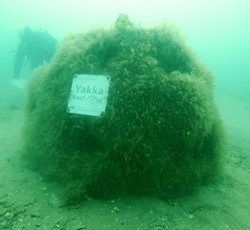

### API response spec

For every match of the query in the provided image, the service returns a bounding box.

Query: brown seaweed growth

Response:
[22,24,225,204]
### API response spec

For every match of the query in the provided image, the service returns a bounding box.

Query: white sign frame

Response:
[67,74,110,116]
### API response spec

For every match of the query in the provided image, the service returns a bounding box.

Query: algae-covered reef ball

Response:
[23,24,225,204]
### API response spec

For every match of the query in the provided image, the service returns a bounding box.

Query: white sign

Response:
[10,78,27,90]
[67,74,110,116]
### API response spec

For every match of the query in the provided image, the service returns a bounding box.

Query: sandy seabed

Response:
[0,82,250,230]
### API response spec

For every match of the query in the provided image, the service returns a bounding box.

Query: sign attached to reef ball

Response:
[67,74,110,116]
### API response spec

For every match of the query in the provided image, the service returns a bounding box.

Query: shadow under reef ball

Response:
[22,24,225,204]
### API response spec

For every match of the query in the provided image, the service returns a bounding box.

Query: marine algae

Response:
[22,24,225,204]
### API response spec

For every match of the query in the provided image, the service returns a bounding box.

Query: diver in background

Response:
[13,26,57,79]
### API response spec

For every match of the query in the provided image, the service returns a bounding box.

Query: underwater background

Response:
[0,0,250,229]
